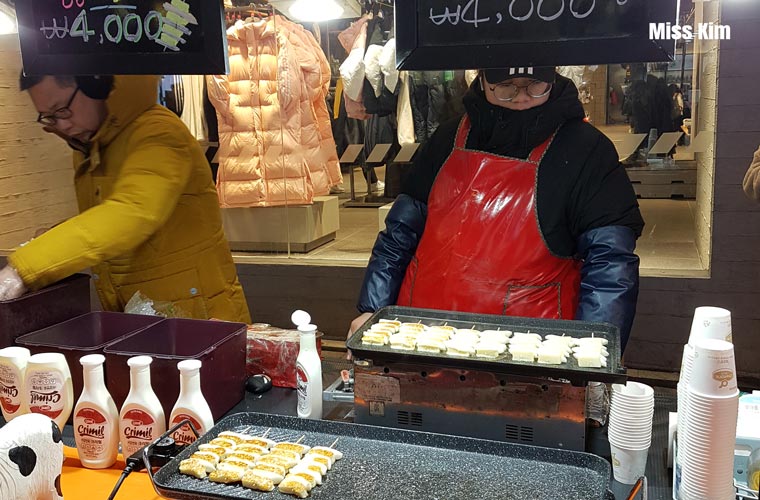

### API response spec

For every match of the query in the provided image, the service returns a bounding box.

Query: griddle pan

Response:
[347,306,627,385]
[152,412,614,500]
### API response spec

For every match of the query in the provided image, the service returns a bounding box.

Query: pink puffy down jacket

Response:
[208,16,342,207]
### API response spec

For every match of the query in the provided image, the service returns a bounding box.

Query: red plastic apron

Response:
[397,116,581,319]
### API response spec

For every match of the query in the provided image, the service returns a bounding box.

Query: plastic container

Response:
[25,352,73,430]
[169,359,214,446]
[119,356,165,458]
[246,325,323,389]
[0,346,31,421]
[74,354,119,469]
[296,324,322,420]
[16,312,163,405]
[0,273,90,348]
[104,319,247,421]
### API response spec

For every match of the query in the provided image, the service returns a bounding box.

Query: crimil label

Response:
[75,407,108,459]
[170,414,203,446]
[296,366,309,415]
[27,370,64,420]
[121,409,157,456]
[0,365,21,415]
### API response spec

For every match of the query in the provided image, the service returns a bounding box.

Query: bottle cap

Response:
[127,355,153,368]
[0,347,31,360]
[79,354,105,367]
[291,310,312,327]
[178,359,202,372]
[298,324,317,334]
[28,352,66,365]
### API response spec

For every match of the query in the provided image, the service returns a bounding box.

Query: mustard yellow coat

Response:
[9,76,251,323]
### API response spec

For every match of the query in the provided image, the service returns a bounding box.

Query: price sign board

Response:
[395,0,679,70]
[16,0,228,75]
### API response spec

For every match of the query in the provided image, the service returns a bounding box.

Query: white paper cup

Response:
[689,306,732,345]
[610,443,649,484]
[687,339,737,396]
[611,382,654,399]
[679,344,696,384]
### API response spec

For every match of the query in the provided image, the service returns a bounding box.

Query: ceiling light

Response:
[289,0,344,22]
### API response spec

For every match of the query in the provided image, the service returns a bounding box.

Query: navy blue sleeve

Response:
[575,225,640,352]
[357,194,428,313]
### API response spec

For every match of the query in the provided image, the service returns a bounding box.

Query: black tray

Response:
[152,412,614,500]
[346,306,627,385]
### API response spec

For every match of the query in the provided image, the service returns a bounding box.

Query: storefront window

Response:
[0,0,720,280]
[216,0,715,280]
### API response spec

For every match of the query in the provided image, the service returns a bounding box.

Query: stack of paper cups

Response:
[676,306,732,492]
[678,338,739,499]
[608,382,655,484]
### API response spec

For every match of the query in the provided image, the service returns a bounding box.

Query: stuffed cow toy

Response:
[0,413,64,500]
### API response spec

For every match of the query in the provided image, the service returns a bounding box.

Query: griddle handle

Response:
[143,419,201,497]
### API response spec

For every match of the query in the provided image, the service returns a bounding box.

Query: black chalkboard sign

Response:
[16,0,228,76]
[396,0,678,70]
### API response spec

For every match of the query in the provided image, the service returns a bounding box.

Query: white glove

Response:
[0,266,27,301]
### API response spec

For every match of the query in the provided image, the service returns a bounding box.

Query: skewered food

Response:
[179,458,213,478]
[273,442,311,455]
[278,474,313,498]
[241,470,276,492]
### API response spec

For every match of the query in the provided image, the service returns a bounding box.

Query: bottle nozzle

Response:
[127,356,153,369]
[177,359,202,372]
[80,354,106,367]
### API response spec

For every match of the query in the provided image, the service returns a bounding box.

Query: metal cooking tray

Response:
[346,306,626,385]
[152,412,613,500]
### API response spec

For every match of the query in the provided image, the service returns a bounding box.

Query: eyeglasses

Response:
[488,80,553,101]
[37,87,80,127]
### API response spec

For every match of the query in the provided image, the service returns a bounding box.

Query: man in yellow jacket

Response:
[0,74,251,324]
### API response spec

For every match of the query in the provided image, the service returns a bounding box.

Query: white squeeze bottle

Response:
[74,354,119,468]
[119,356,166,458]
[169,359,214,446]
[25,353,73,430]
[0,347,31,421]
[296,323,322,420]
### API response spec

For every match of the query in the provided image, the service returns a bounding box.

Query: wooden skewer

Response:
[294,435,305,444]
[328,437,340,449]
[261,428,272,438]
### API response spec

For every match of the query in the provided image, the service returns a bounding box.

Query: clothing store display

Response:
[208,16,341,208]
[363,44,384,99]
[396,72,415,146]
[379,38,399,93]
[338,16,370,120]
[623,74,675,136]
[557,66,586,90]
[180,74,208,143]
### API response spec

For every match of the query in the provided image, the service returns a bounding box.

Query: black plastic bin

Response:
[0,273,91,348]
[15,312,164,405]
[104,318,247,421]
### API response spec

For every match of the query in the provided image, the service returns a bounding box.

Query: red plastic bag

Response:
[246,324,322,389]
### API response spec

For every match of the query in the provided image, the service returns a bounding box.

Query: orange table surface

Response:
[62,446,162,500]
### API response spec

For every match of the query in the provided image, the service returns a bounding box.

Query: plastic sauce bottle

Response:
[0,347,31,421]
[25,353,73,430]
[119,356,166,458]
[74,354,119,468]
[296,324,322,420]
[169,359,214,446]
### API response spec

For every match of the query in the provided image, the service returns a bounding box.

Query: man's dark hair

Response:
[19,73,76,91]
